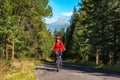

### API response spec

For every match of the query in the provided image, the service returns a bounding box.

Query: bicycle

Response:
[54,50,63,72]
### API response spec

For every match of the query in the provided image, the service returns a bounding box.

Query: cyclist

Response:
[51,35,66,64]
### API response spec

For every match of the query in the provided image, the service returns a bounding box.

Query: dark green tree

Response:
[0,0,53,59]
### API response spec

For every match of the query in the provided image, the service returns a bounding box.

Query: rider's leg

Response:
[54,50,59,62]
[59,51,63,67]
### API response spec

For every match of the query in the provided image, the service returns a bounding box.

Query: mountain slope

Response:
[46,17,70,32]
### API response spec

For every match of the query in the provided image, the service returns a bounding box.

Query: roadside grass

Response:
[96,65,120,72]
[0,59,12,80]
[66,59,120,72]
[0,58,41,80]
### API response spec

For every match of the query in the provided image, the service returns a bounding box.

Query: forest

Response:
[0,0,53,79]
[0,0,53,60]
[63,0,120,66]
[0,0,120,80]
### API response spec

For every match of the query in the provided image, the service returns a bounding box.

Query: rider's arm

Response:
[60,40,66,51]
[51,41,56,50]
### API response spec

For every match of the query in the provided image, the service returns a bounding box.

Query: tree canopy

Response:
[0,0,53,59]
[64,0,120,66]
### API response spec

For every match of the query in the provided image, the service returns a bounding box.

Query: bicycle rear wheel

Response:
[56,56,60,72]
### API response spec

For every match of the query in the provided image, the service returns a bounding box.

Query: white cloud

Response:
[61,12,73,17]
[45,18,56,24]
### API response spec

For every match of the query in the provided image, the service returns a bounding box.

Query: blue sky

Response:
[45,0,82,24]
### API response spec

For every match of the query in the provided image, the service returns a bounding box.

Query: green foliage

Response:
[53,28,65,38]
[0,0,53,59]
[64,0,120,66]
[64,6,89,60]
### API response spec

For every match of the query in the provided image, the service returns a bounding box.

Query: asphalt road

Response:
[34,61,120,80]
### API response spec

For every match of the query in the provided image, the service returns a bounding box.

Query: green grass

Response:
[0,58,42,80]
[66,59,120,72]
[97,65,120,72]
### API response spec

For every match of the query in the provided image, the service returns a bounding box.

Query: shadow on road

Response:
[64,62,120,78]
[35,60,57,72]
[37,61,120,78]
[35,67,56,72]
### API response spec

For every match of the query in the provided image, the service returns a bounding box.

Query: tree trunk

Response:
[2,48,5,59]
[117,52,120,65]
[12,41,14,60]
[0,47,5,58]
[85,55,88,61]
[109,52,112,66]
[6,44,8,59]
[96,49,99,65]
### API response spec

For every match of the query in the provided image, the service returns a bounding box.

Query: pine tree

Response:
[0,0,53,59]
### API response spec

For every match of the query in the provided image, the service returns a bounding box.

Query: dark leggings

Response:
[54,50,63,63]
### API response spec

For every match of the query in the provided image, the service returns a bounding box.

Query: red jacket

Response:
[51,40,65,51]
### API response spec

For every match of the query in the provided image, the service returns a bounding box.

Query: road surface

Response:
[34,61,120,80]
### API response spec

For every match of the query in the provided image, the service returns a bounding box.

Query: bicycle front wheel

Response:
[56,56,61,72]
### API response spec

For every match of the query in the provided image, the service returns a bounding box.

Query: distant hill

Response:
[46,17,70,32]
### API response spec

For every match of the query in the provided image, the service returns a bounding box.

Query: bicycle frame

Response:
[55,50,62,72]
